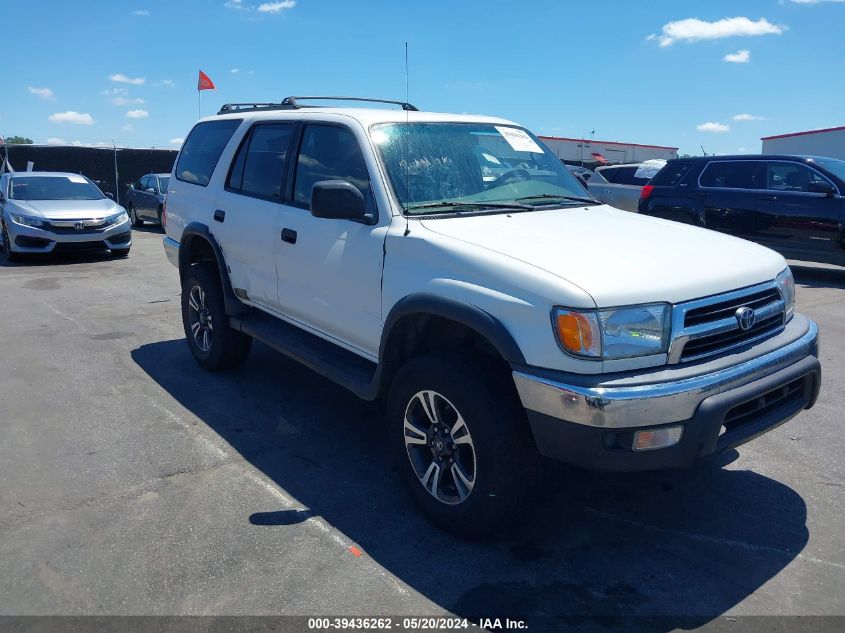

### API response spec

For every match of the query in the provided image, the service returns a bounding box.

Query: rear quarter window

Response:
[175,119,242,187]
[650,161,693,187]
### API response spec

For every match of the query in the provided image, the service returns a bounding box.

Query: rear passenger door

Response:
[214,121,296,311]
[274,122,387,357]
[698,160,768,240]
[757,161,843,261]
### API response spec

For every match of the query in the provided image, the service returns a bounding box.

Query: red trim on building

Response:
[762,125,845,142]
[537,135,678,151]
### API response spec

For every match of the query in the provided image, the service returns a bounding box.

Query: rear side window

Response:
[176,119,242,187]
[765,162,830,193]
[598,167,620,183]
[605,166,651,186]
[699,161,763,190]
[227,123,294,199]
[293,125,371,209]
[650,161,693,187]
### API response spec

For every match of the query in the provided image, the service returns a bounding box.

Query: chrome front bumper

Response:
[513,316,819,430]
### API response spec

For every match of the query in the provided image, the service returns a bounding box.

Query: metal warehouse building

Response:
[537,135,678,166]
[761,125,845,160]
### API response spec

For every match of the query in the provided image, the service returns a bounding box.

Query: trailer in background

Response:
[537,135,678,168]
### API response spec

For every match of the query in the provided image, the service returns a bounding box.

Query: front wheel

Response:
[181,263,252,371]
[1,222,20,262]
[128,204,143,227]
[387,351,539,536]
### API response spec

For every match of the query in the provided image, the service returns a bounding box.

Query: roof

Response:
[666,154,839,163]
[7,171,87,178]
[205,107,518,128]
[537,135,678,151]
[762,125,845,141]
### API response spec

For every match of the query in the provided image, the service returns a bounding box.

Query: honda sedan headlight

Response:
[105,211,129,226]
[553,303,671,359]
[775,267,795,322]
[9,213,46,228]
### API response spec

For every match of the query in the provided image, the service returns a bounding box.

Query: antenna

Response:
[700,145,708,156]
[403,41,411,236]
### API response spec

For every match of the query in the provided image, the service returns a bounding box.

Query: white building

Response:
[761,125,845,160]
[537,135,678,166]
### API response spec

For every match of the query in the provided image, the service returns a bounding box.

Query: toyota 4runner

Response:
[163,96,821,535]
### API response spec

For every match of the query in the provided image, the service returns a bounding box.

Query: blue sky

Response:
[3,0,844,155]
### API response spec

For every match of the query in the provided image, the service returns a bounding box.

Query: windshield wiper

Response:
[405,200,534,214]
[513,194,600,205]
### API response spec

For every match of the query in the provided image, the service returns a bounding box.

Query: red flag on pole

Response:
[198,70,215,91]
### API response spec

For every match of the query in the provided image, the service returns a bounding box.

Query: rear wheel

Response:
[128,204,143,227]
[387,351,539,536]
[181,263,252,371]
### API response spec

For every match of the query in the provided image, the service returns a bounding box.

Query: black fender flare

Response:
[179,222,249,316]
[379,293,526,367]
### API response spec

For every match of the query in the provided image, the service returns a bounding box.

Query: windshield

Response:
[159,176,170,192]
[815,160,845,182]
[10,175,104,201]
[371,122,595,215]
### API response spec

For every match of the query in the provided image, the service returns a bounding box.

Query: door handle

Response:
[213,209,226,223]
[762,196,778,202]
[281,228,297,244]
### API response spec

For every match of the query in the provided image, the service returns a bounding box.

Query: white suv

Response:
[163,97,821,535]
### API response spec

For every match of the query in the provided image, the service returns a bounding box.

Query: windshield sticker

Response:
[66,175,88,184]
[634,159,667,179]
[481,152,502,165]
[495,126,544,153]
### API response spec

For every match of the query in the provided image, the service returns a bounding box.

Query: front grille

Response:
[54,240,109,252]
[45,224,110,235]
[670,281,786,364]
[681,313,783,361]
[684,288,781,327]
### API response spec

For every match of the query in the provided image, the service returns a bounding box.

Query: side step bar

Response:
[230,312,379,400]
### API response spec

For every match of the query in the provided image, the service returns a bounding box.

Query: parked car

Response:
[565,164,593,187]
[125,173,169,227]
[588,160,666,212]
[639,155,845,268]
[163,97,820,535]
[0,171,131,260]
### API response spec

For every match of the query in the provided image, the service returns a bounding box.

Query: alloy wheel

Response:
[403,390,476,505]
[187,284,213,352]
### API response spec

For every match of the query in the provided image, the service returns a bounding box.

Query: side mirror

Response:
[145,187,157,194]
[808,181,836,196]
[105,192,114,200]
[310,180,371,223]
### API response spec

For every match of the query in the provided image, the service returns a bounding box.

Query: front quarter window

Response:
[371,122,593,214]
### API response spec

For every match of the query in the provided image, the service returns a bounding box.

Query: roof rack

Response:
[217,96,419,115]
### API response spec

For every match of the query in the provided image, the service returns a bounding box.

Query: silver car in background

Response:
[587,160,666,212]
[0,172,131,261]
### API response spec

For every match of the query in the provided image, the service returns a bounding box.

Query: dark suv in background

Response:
[639,155,845,267]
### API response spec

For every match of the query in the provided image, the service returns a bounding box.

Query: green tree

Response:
[3,136,34,145]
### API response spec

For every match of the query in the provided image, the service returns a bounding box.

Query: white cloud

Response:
[109,73,146,85]
[46,137,66,145]
[169,138,185,146]
[224,0,246,8]
[122,124,135,132]
[230,68,241,74]
[161,80,175,87]
[111,96,146,106]
[649,17,784,47]
[103,87,128,96]
[28,86,55,99]
[724,49,750,63]
[790,0,845,4]
[49,111,95,125]
[133,9,150,15]
[733,113,765,121]
[126,109,149,119]
[257,0,296,13]
[697,122,731,133]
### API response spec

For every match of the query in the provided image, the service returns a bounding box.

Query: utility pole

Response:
[112,141,120,205]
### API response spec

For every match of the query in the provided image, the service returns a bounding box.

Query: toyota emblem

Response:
[736,307,756,331]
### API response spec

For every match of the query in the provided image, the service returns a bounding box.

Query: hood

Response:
[11,198,119,220]
[419,205,786,306]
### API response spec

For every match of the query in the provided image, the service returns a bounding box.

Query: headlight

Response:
[553,303,671,359]
[105,211,129,226]
[9,213,46,228]
[775,267,795,322]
